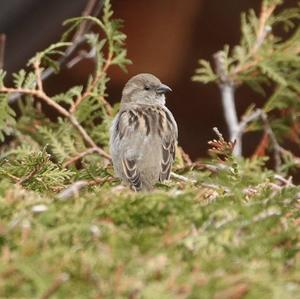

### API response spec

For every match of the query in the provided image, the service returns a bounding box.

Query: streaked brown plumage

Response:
[110,73,177,191]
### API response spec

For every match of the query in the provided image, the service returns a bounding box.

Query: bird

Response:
[109,73,178,191]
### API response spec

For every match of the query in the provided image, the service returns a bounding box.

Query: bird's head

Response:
[121,73,172,106]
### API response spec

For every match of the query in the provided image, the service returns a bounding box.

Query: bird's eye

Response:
[144,86,150,91]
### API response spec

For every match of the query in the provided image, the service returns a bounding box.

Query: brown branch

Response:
[63,147,100,167]
[18,167,40,185]
[98,94,113,115]
[260,110,288,172]
[1,86,111,161]
[3,172,20,182]
[0,33,6,69]
[33,60,43,91]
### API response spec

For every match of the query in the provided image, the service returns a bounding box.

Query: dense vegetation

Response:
[0,0,300,298]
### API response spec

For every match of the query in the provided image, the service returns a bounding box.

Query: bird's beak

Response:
[156,83,172,95]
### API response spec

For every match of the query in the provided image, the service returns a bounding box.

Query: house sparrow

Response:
[110,73,178,191]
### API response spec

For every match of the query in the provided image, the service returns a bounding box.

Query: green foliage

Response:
[0,157,300,298]
[0,0,130,178]
[0,94,16,142]
[52,85,83,105]
[192,60,217,83]
[193,0,300,172]
[37,120,86,164]
[0,1,300,298]
[0,148,73,192]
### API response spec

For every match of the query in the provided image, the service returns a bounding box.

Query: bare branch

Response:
[235,109,262,140]
[260,110,287,172]
[213,52,240,155]
[170,172,196,184]
[274,174,294,187]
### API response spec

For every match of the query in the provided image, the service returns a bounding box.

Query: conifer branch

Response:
[70,51,113,114]
[212,2,278,156]
[231,2,274,78]
[17,165,41,185]
[0,86,111,161]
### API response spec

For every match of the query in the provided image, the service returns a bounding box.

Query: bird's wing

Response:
[121,157,142,191]
[159,137,176,181]
[114,108,148,190]
[158,108,177,182]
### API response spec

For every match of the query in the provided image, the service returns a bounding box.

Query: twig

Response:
[34,60,44,91]
[274,174,294,187]
[57,180,90,199]
[170,172,196,184]
[235,109,262,141]
[39,273,69,299]
[57,177,113,199]
[234,108,287,172]
[63,147,100,167]
[18,167,40,185]
[192,162,228,173]
[260,111,287,172]
[0,33,6,69]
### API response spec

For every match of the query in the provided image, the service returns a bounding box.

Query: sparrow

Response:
[109,73,178,191]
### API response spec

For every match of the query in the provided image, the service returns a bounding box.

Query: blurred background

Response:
[0,0,294,160]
